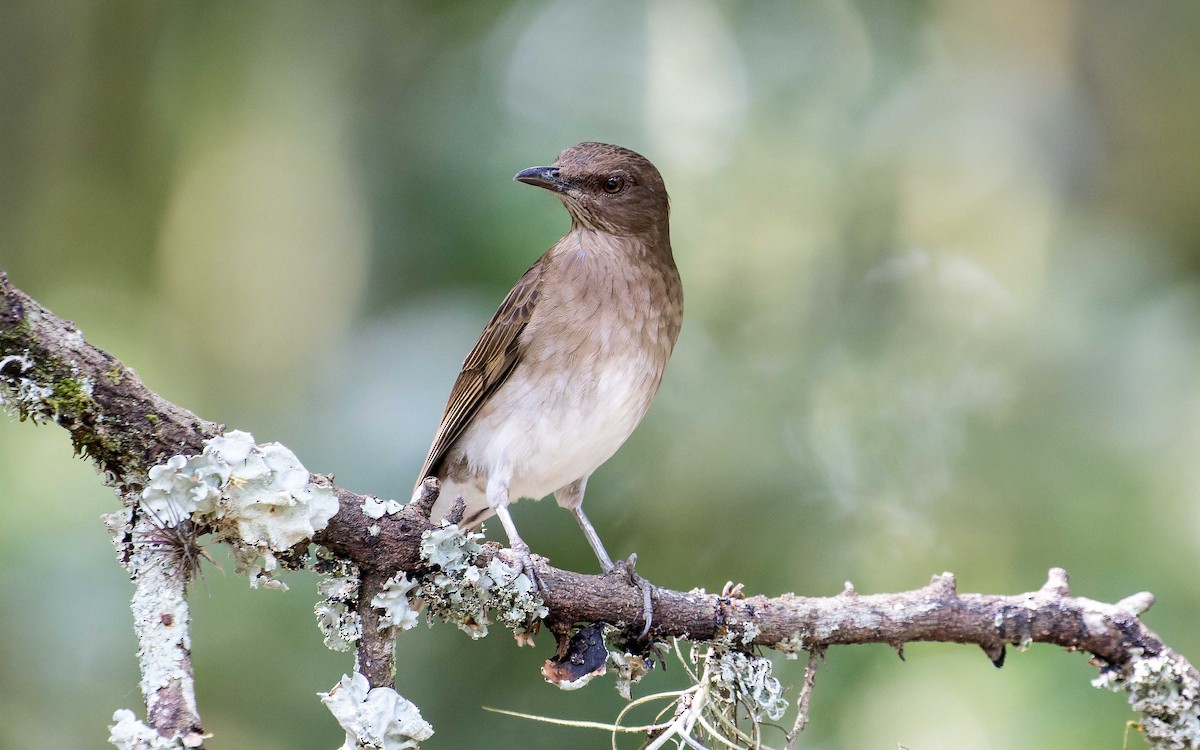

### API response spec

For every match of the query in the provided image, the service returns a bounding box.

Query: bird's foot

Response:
[610,553,655,640]
[504,538,546,602]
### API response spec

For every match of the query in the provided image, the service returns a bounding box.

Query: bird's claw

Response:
[611,553,655,640]
[506,539,546,602]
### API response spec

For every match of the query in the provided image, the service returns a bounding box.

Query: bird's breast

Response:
[449,237,680,502]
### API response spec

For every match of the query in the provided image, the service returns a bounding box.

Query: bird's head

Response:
[515,142,670,239]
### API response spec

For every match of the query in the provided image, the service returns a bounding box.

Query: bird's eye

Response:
[603,175,625,194]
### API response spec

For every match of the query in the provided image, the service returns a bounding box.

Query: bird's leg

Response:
[488,475,541,593]
[556,478,616,572]
[556,478,654,639]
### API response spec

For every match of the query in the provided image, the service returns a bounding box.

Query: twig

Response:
[785,649,821,749]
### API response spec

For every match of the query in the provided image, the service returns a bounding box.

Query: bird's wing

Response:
[415,258,545,486]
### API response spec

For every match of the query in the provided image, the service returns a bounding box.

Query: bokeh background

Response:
[3,1,1200,748]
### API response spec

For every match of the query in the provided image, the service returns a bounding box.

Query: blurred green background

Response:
[2,1,1200,748]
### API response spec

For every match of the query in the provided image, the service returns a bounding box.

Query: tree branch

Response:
[124,512,207,747]
[4,271,1198,749]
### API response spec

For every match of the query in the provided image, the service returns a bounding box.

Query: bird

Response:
[415,142,683,595]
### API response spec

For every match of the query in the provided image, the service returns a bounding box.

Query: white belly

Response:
[431,351,659,526]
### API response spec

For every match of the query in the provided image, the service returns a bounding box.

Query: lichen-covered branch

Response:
[4,271,1199,749]
[0,273,218,487]
[104,512,208,749]
[357,567,398,687]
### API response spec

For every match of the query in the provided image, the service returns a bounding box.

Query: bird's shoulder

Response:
[462,256,545,371]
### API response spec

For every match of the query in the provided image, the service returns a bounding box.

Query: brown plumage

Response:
[416,142,683,576]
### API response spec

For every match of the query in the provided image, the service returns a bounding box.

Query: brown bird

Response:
[416,142,683,588]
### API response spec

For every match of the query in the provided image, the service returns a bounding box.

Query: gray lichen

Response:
[415,523,547,639]
[108,709,197,749]
[321,673,434,750]
[371,574,422,633]
[0,351,55,423]
[138,430,338,589]
[1094,651,1200,749]
[773,632,806,658]
[557,636,794,748]
[708,647,789,723]
[0,350,99,429]
[315,569,363,653]
[362,495,403,519]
